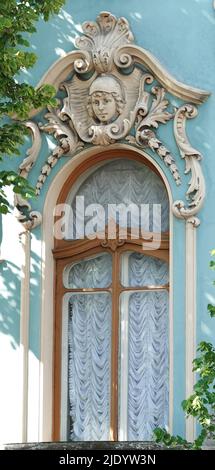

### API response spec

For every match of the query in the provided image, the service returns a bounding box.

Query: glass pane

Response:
[68,293,112,441]
[66,159,169,239]
[64,252,112,288]
[121,251,168,287]
[119,290,169,441]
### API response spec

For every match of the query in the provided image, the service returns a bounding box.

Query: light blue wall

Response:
[1,0,215,440]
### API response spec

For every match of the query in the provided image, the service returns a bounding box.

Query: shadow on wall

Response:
[1,0,215,353]
[0,260,20,349]
[20,0,215,91]
[0,249,42,358]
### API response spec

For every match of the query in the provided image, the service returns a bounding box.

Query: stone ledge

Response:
[3,441,171,451]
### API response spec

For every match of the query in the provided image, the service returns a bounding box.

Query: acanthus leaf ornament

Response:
[75,12,134,73]
[36,106,84,195]
[18,11,209,227]
[14,121,42,230]
[126,86,181,186]
[173,104,205,220]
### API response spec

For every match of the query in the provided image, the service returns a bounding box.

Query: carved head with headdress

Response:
[87,74,125,124]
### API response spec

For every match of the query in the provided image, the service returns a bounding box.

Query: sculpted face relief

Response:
[87,74,125,124]
[91,91,117,123]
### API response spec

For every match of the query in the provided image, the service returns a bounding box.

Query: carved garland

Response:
[15,11,210,229]
[15,121,42,230]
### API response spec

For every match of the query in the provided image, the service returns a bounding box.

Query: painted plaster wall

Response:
[0,0,215,443]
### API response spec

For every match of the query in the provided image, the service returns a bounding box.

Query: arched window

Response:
[53,152,169,442]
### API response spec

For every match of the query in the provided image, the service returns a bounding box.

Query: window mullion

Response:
[121,284,169,292]
[63,287,112,294]
[110,250,120,441]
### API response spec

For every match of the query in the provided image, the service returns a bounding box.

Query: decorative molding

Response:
[185,216,197,441]
[28,12,210,117]
[126,86,181,185]
[173,105,205,222]
[36,107,84,195]
[186,216,200,228]
[19,230,31,442]
[14,121,42,229]
[12,11,207,227]
[101,238,125,252]
[75,12,134,74]
[31,11,208,204]
[10,9,208,442]
[113,44,210,104]
[39,144,174,440]
[37,69,178,191]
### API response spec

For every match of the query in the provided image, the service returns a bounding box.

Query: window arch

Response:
[53,150,170,441]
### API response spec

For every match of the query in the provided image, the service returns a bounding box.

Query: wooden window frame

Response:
[52,150,169,441]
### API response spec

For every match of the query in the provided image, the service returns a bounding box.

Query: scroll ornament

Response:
[14,121,42,230]
[173,105,205,221]
[15,11,209,228]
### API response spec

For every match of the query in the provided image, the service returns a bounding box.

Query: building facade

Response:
[1,0,215,445]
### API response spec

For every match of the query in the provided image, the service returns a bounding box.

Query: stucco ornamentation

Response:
[14,121,42,230]
[59,69,150,146]
[36,12,188,194]
[35,107,84,195]
[17,11,209,227]
[37,66,181,192]
[126,86,181,185]
[173,105,205,221]
[75,12,133,74]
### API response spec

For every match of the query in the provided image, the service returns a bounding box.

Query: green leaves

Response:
[154,253,215,449]
[0,83,57,120]
[154,428,191,449]
[181,260,215,447]
[0,122,28,158]
[208,304,215,317]
[0,0,66,214]
[209,260,215,270]
[0,170,36,214]
[0,16,13,32]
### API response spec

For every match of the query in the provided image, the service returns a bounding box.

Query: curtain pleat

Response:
[68,159,169,237]
[66,158,169,442]
[68,293,112,440]
[121,252,168,287]
[127,291,169,440]
[68,253,112,288]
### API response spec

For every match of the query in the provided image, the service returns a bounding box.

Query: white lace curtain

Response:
[125,289,169,440]
[66,159,169,441]
[68,291,112,441]
[66,159,169,237]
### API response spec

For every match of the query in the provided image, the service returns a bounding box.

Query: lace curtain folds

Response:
[125,290,168,440]
[65,158,169,441]
[67,159,169,238]
[68,292,112,441]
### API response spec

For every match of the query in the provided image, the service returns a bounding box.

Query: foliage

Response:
[0,0,65,213]
[154,252,215,449]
